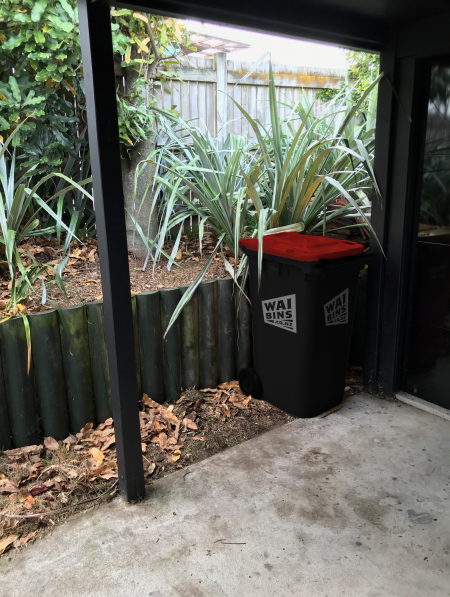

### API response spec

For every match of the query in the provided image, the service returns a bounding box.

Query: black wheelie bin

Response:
[238,232,373,417]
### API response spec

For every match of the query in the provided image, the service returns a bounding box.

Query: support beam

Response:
[77,0,145,501]
[364,36,397,393]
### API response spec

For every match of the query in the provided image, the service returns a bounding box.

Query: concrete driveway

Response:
[1,393,449,597]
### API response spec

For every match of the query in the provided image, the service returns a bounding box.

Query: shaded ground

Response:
[5,233,230,313]
[0,370,364,556]
[1,392,448,597]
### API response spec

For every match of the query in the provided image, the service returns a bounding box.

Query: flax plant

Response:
[0,125,93,318]
[134,63,383,331]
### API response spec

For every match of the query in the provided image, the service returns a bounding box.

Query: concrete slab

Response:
[1,393,450,597]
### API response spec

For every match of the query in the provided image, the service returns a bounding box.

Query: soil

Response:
[11,234,230,312]
[0,368,364,557]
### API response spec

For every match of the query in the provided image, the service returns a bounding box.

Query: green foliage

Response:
[0,3,193,164]
[110,11,194,145]
[0,125,92,312]
[136,64,382,331]
[316,51,380,117]
[0,0,85,171]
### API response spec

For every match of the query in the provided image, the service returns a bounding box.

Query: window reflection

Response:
[405,65,450,408]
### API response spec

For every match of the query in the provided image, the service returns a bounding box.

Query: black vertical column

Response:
[77,0,144,500]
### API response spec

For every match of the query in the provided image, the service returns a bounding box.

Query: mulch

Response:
[0,368,364,557]
[2,232,230,313]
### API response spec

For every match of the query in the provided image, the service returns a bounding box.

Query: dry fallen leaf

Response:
[102,436,116,451]
[44,437,59,451]
[142,393,161,410]
[4,445,42,458]
[30,485,49,497]
[99,472,118,480]
[141,443,147,453]
[0,535,18,555]
[89,463,111,477]
[218,381,240,390]
[0,479,18,494]
[26,495,35,505]
[146,462,156,476]
[2,518,19,531]
[89,447,104,463]
[182,418,197,431]
[20,531,37,546]
[192,436,205,441]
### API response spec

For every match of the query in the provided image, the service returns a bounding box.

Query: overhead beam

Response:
[114,0,387,52]
[77,0,145,501]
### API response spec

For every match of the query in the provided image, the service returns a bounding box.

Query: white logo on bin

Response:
[324,289,349,326]
[262,294,297,333]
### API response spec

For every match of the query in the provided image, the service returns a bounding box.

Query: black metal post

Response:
[363,35,397,394]
[77,0,145,501]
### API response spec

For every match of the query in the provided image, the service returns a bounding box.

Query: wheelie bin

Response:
[238,232,373,417]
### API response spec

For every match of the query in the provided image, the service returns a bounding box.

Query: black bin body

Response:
[240,242,373,417]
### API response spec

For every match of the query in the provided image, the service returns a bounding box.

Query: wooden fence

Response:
[153,55,346,139]
[0,278,252,450]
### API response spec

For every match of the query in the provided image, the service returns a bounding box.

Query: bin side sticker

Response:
[324,288,349,326]
[262,294,297,333]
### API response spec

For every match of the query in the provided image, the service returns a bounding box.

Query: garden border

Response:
[0,277,252,449]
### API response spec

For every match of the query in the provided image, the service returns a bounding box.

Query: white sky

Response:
[181,20,348,71]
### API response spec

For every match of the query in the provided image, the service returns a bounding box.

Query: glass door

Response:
[404,63,450,408]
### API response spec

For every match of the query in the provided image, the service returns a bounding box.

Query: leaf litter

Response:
[0,382,294,556]
[0,368,363,556]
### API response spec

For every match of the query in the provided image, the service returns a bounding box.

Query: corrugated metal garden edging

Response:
[0,278,252,449]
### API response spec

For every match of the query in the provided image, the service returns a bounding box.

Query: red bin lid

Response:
[239,232,365,262]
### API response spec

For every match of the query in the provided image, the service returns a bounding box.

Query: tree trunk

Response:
[121,138,158,257]
[121,54,159,257]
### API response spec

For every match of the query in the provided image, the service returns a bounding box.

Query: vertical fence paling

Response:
[60,305,96,434]
[137,291,164,403]
[179,285,200,389]
[160,288,182,402]
[86,300,112,423]
[199,280,218,388]
[0,316,39,447]
[217,278,236,383]
[29,310,69,440]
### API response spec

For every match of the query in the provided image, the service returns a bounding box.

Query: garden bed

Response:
[11,235,229,313]
[0,368,364,557]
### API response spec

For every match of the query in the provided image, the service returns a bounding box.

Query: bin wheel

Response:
[239,368,262,398]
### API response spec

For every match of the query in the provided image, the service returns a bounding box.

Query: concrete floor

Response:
[1,393,450,597]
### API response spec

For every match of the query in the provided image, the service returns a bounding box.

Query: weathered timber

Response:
[235,280,253,374]
[0,354,11,450]
[160,288,181,402]
[199,280,218,388]
[60,305,95,433]
[179,285,200,389]
[29,310,69,440]
[137,291,164,403]
[131,295,142,400]
[217,278,236,383]
[0,316,39,447]
[86,300,112,423]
